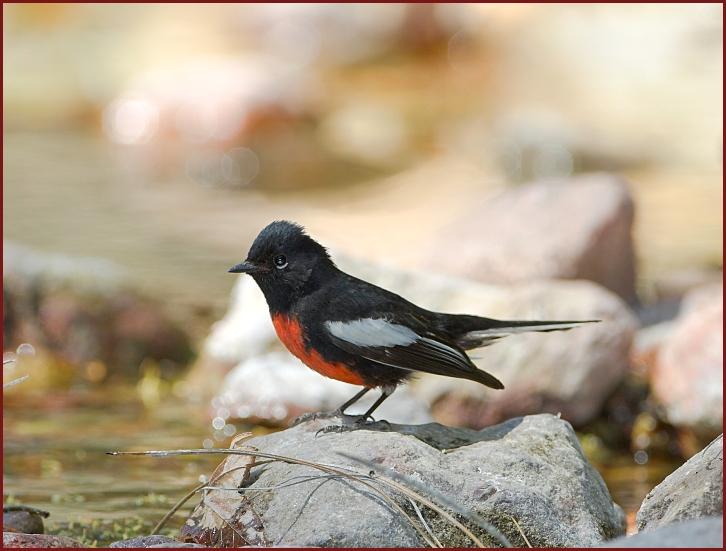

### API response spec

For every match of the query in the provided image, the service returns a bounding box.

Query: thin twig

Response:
[409,497,442,548]
[114,448,436,547]
[361,466,487,547]
[152,458,274,534]
[206,472,366,492]
[152,481,205,534]
[509,515,532,548]
[338,451,512,547]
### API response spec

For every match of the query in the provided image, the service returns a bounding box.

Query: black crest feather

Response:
[248,220,331,262]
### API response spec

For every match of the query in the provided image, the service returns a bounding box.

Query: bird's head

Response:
[229,221,336,310]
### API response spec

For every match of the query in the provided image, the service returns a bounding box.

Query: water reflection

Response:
[2,387,245,545]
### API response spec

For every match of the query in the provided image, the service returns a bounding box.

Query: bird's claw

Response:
[290,409,343,427]
[315,415,391,437]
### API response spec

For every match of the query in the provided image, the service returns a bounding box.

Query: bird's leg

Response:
[357,388,392,422]
[316,388,393,436]
[337,387,372,415]
[289,388,370,427]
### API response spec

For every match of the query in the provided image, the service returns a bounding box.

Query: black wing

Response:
[324,317,504,389]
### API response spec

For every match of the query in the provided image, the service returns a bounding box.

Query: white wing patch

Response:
[325,318,418,348]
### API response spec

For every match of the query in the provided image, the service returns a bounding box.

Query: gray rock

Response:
[182,413,625,547]
[193,262,636,428]
[110,535,181,547]
[637,435,723,531]
[426,173,637,303]
[601,516,723,548]
[652,284,722,437]
[2,506,47,535]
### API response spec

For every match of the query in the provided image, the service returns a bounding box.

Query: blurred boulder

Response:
[243,4,463,66]
[417,279,637,428]
[636,435,723,532]
[426,173,637,303]
[601,517,722,548]
[182,414,625,547]
[680,282,724,315]
[214,351,432,426]
[651,284,723,438]
[631,321,676,374]
[3,242,193,380]
[652,268,723,305]
[489,4,721,169]
[106,55,390,191]
[189,254,636,428]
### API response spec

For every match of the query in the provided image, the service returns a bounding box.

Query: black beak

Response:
[228,261,264,274]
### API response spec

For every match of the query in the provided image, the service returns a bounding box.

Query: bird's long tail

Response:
[445,315,599,350]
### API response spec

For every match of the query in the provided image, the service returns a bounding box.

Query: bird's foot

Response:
[289,409,343,427]
[315,415,391,437]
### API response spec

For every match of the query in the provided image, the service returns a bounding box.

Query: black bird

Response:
[229,221,597,425]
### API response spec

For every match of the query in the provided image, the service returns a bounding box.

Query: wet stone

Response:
[600,516,723,548]
[636,435,723,531]
[2,507,47,535]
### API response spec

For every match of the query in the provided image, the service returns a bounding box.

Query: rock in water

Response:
[636,435,723,531]
[2,506,47,535]
[425,173,638,303]
[601,516,723,548]
[181,414,625,547]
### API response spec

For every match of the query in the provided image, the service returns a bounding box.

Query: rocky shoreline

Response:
[5,419,721,548]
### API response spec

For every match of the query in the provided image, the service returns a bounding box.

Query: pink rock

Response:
[652,284,723,436]
[428,173,637,303]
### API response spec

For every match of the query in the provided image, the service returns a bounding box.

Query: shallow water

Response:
[2,389,245,546]
[3,386,679,545]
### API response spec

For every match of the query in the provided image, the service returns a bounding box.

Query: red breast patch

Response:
[271,314,366,386]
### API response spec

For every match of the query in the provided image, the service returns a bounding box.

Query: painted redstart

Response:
[229,221,597,425]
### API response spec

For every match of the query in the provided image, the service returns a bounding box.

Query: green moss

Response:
[396,499,537,548]
[47,516,179,548]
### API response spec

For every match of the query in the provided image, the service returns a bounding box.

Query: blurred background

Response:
[3,3,723,546]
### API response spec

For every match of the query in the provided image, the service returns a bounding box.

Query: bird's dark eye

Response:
[273,254,288,269]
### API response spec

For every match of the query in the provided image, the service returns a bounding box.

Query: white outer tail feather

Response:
[466,321,592,337]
